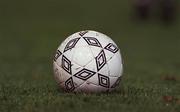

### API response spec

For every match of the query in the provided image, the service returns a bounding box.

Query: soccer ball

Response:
[53,30,123,93]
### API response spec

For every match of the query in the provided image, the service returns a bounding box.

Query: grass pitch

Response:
[0,0,180,112]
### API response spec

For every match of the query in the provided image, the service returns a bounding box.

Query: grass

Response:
[0,0,180,112]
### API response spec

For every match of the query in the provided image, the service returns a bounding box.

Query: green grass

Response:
[0,0,180,112]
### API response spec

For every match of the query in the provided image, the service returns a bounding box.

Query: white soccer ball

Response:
[53,30,123,93]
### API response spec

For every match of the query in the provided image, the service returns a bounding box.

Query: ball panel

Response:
[72,46,94,67]
[86,73,99,85]
[63,48,76,62]
[73,37,89,48]
[71,62,82,75]
[72,76,84,88]
[84,59,97,72]
[104,49,115,62]
[89,46,103,59]
[107,51,123,77]
[98,64,109,76]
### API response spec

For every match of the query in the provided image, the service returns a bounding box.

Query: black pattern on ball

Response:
[62,55,72,75]
[79,31,88,36]
[98,74,110,88]
[95,50,107,71]
[83,37,102,47]
[65,77,75,92]
[64,37,80,52]
[104,43,119,53]
[54,50,62,61]
[74,68,96,81]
